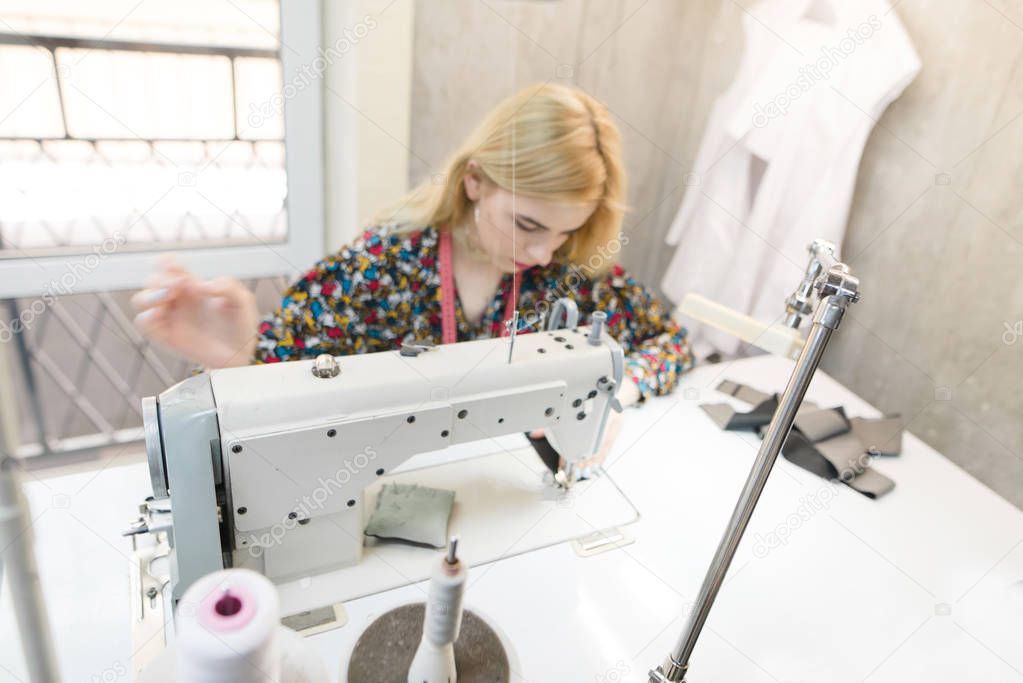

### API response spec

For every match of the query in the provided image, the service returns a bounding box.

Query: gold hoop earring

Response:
[454,202,489,262]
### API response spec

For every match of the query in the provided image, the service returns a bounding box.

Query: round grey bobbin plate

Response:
[347,602,510,683]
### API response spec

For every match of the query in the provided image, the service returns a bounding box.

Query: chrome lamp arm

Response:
[0,452,61,683]
[783,239,838,329]
[649,261,860,683]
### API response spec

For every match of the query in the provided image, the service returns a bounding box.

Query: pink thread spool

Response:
[176,569,281,683]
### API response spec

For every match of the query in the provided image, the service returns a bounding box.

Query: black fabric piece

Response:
[780,428,836,480]
[526,432,561,474]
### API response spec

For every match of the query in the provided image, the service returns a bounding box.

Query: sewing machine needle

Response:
[507,310,519,364]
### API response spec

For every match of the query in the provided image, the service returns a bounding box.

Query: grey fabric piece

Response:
[850,416,903,456]
[364,483,455,549]
[701,402,742,430]
[816,432,872,477]
[700,394,779,431]
[705,380,899,499]
[794,407,850,442]
[717,380,771,406]
[844,467,896,498]
[281,605,338,631]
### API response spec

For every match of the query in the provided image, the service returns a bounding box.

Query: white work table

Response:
[3,355,1023,682]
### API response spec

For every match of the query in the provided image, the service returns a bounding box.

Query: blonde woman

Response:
[132,83,693,467]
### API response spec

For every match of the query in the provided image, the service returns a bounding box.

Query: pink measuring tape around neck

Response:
[438,228,519,344]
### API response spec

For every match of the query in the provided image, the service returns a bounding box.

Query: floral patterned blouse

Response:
[255,225,693,400]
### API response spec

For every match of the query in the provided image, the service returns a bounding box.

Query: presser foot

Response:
[544,462,584,490]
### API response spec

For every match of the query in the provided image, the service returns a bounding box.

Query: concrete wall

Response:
[407,0,1023,508]
[827,1,1023,508]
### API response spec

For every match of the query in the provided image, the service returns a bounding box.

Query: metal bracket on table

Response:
[128,535,171,676]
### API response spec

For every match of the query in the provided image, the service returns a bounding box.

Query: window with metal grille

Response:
[0,1,324,459]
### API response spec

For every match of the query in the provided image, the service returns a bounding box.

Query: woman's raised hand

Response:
[132,255,260,369]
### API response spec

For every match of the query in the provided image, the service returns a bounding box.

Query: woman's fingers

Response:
[133,304,167,335]
[157,253,188,276]
[199,277,252,309]
[134,257,197,312]
[143,255,187,286]
[131,278,178,314]
[131,286,171,311]
[132,275,189,312]
[136,261,247,317]
[130,256,258,368]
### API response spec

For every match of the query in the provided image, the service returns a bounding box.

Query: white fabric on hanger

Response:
[662,0,920,357]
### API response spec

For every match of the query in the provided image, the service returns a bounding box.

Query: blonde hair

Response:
[379,83,626,272]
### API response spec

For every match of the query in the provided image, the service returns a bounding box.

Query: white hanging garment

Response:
[661,0,920,356]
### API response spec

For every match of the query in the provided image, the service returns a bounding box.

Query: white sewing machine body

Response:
[139,323,624,605]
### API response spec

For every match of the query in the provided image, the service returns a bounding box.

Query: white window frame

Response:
[0,0,325,298]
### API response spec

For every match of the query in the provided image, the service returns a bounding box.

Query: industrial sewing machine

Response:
[127,311,624,608]
[2,242,860,683]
